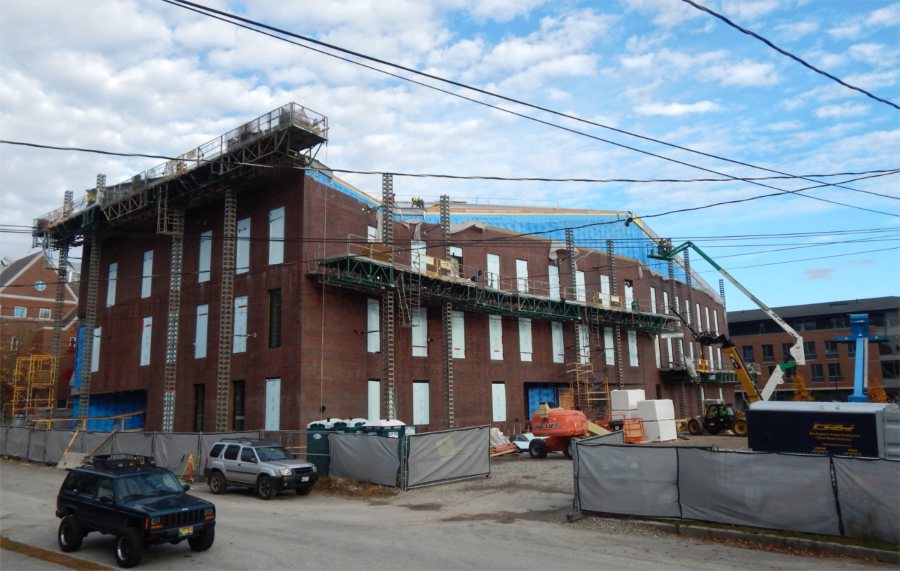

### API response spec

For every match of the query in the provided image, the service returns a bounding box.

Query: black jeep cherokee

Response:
[56,454,216,568]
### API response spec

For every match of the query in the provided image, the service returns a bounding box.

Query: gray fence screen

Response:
[406,426,490,489]
[574,440,899,544]
[329,433,401,487]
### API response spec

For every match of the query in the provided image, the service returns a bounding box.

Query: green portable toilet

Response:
[306,418,336,475]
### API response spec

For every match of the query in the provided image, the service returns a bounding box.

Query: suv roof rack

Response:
[86,454,156,469]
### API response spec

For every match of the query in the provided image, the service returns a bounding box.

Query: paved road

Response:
[0,458,886,570]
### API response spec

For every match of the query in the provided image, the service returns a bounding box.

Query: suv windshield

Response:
[116,471,184,499]
[255,446,292,461]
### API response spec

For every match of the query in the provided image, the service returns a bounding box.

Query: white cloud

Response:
[634,100,722,116]
[775,20,818,38]
[866,3,900,27]
[624,0,704,27]
[703,60,780,86]
[814,103,869,119]
[722,0,780,21]
[804,268,834,280]
[827,23,862,40]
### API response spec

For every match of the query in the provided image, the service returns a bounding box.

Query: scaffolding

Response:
[11,355,58,423]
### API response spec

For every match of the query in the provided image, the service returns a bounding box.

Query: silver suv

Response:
[204,439,318,500]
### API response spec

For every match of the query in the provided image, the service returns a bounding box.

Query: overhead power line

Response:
[680,0,900,111]
[160,0,883,203]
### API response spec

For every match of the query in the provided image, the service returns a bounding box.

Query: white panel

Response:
[449,246,462,258]
[649,287,657,314]
[268,207,285,265]
[663,291,670,314]
[91,327,101,372]
[106,262,117,307]
[696,304,702,331]
[489,314,503,360]
[625,282,634,310]
[452,311,465,359]
[195,304,208,359]
[518,318,532,362]
[688,341,694,359]
[412,306,428,357]
[667,338,674,366]
[704,306,711,331]
[628,330,638,367]
[551,322,565,363]
[575,271,586,302]
[140,317,152,367]
[600,275,610,307]
[548,265,560,300]
[367,380,380,421]
[717,347,723,370]
[654,335,661,368]
[714,310,721,368]
[413,381,429,425]
[199,230,212,283]
[487,254,500,289]
[367,298,380,353]
[367,225,378,242]
[637,399,675,421]
[265,378,281,431]
[233,295,248,353]
[141,250,153,298]
[577,324,589,364]
[516,259,528,293]
[604,327,615,365]
[236,217,251,274]
[411,240,427,273]
[492,383,507,422]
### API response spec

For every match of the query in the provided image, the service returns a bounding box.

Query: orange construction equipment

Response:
[527,403,590,459]
[623,418,645,443]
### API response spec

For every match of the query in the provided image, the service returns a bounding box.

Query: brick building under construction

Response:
[32,103,737,433]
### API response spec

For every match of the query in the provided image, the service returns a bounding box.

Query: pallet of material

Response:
[490,443,519,457]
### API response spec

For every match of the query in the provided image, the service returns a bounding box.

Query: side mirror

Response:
[182,484,191,492]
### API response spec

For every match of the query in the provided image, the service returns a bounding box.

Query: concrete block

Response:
[643,419,678,442]
[637,399,675,422]
[611,389,646,411]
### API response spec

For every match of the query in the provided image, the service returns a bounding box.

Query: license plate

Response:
[301,476,310,482]
[179,526,194,538]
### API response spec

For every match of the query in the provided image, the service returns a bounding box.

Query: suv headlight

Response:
[203,508,215,521]
[310,464,317,473]
[279,467,292,476]
[148,516,162,530]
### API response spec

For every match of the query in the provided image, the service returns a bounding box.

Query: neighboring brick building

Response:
[0,252,79,417]
[727,296,900,403]
[32,103,737,433]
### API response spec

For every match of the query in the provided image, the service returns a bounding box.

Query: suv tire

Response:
[58,515,83,552]
[188,527,215,552]
[256,475,276,500]
[208,472,226,494]
[115,527,144,568]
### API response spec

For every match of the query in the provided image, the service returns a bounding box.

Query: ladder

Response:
[440,195,455,427]
[215,189,236,431]
[381,175,397,419]
[161,206,185,433]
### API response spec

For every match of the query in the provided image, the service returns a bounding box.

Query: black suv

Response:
[56,454,216,568]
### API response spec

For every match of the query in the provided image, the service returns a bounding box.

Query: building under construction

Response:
[31,102,737,433]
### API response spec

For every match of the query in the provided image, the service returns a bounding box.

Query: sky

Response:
[1,0,898,312]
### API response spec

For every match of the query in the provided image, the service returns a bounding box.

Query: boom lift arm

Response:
[650,239,804,401]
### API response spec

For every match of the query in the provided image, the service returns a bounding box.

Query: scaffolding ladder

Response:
[440,195,455,427]
[12,355,58,422]
[381,175,397,419]
[215,188,236,431]
[160,190,185,433]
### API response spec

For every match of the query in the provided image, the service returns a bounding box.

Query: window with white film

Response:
[487,254,500,289]
[576,324,589,364]
[233,295,248,353]
[649,287,657,314]
[195,304,208,359]
[198,231,212,283]
[106,262,117,307]
[367,225,378,242]
[489,315,503,360]
[367,298,380,353]
[575,271,586,302]
[628,330,638,367]
[518,318,532,362]
[663,291,670,314]
[654,335,661,368]
[236,217,251,274]
[600,275,610,307]
[412,306,428,357]
[551,322,564,363]
[516,259,528,293]
[367,380,380,420]
[140,317,152,366]
[411,240,427,274]
[413,381,429,425]
[492,382,507,422]
[604,327,615,365]
[452,311,465,358]
[91,327,101,372]
[141,250,153,298]
[548,265,560,300]
[268,207,285,265]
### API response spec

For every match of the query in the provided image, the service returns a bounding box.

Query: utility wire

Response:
[680,0,900,111]
[161,0,881,199]
[4,139,899,199]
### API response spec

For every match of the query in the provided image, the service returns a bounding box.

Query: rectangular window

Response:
[265,378,281,431]
[654,335,661,368]
[487,254,500,289]
[199,231,212,283]
[575,270,586,302]
[576,324,589,364]
[761,344,774,362]
[624,280,634,310]
[39,308,52,320]
[193,384,205,432]
[367,225,378,242]
[140,317,152,366]
[195,304,209,359]
[704,307,710,331]
[91,327,101,372]
[695,303,702,330]
[628,330,639,367]
[666,337,674,366]
[663,291,670,314]
[413,381,429,425]
[492,382,507,422]
[600,275,610,308]
[367,298,380,353]
[106,262,117,307]
[828,363,842,381]
[516,259,528,293]
[268,289,282,349]
[236,217,251,274]
[804,341,817,360]
[412,306,428,357]
[741,345,755,362]
[551,322,564,363]
[9,337,19,352]
[233,295,248,353]
[452,311,465,358]
[367,380,381,420]
[518,318,533,362]
[782,343,793,361]
[548,265,560,301]
[231,380,245,431]
[604,327,615,366]
[810,363,824,382]
[649,287,657,314]
[13,306,26,318]
[825,340,839,358]
[713,310,720,335]
[141,250,153,298]
[847,342,856,356]
[268,207,285,265]
[411,240,427,273]
[489,315,503,360]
